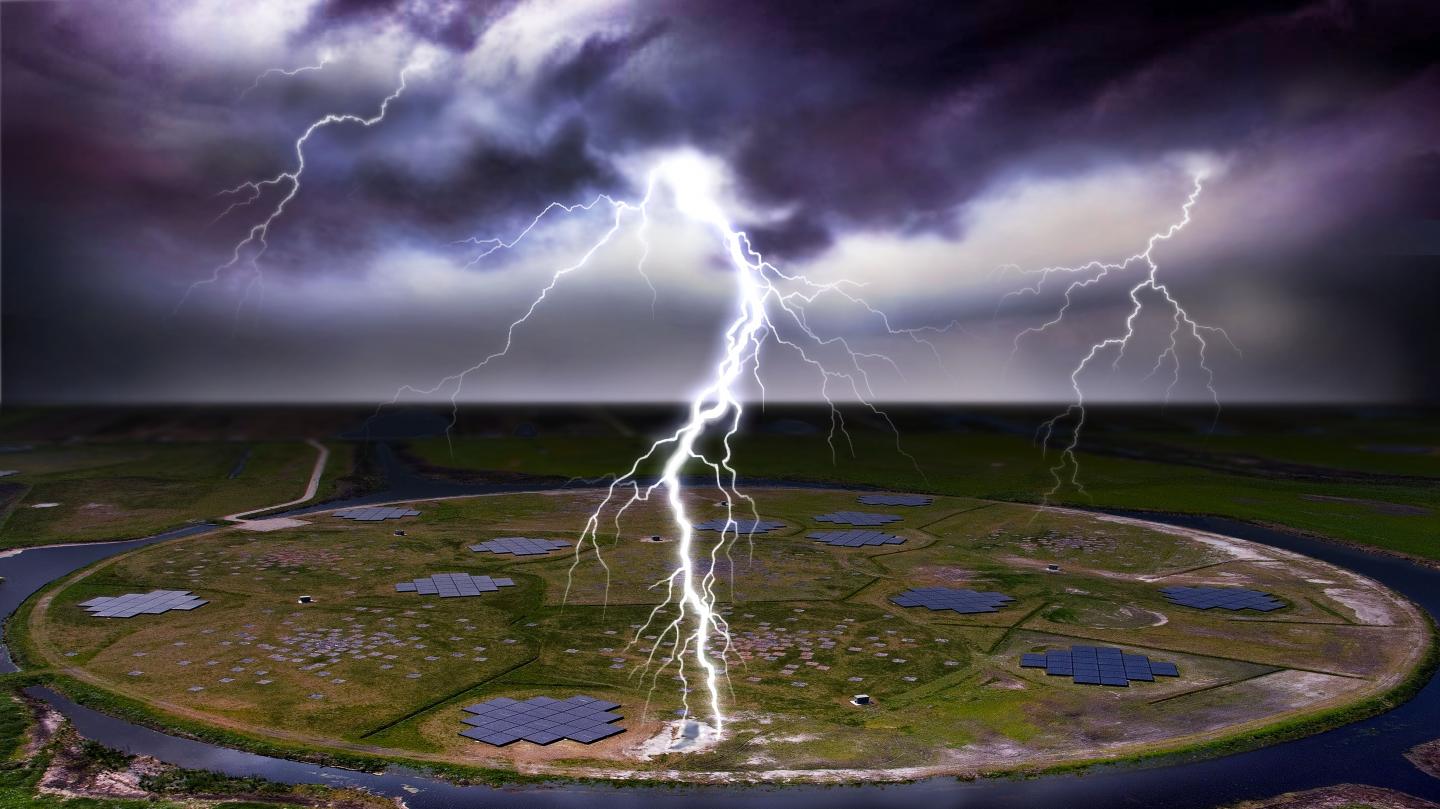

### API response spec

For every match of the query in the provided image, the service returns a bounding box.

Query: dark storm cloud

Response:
[8,0,1437,258]
[539,19,669,101]
[2,0,1439,404]
[584,0,1440,253]
[347,119,621,246]
[304,0,512,51]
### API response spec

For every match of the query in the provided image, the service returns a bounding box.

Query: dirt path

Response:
[224,439,330,524]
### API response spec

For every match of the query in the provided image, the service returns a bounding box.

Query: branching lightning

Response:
[177,57,426,320]
[238,52,333,101]
[1003,172,1239,498]
[385,154,939,735]
[182,54,1235,742]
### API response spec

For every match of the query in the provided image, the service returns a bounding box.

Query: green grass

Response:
[0,684,173,809]
[0,675,408,807]
[0,441,346,549]
[1124,408,1440,478]
[3,409,1436,785]
[22,487,1430,778]
[411,430,1440,561]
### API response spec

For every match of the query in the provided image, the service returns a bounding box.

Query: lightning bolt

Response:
[186,54,1234,741]
[238,51,333,101]
[175,56,426,320]
[1003,172,1239,498]
[382,153,933,735]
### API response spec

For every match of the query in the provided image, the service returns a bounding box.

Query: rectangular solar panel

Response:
[808,530,906,547]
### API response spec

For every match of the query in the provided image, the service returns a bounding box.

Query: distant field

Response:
[0,441,351,549]
[22,488,1428,780]
[1,407,1433,561]
[410,429,1440,562]
[1127,416,1440,478]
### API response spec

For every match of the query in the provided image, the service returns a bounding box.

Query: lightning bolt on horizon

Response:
[175,57,426,321]
[1002,172,1240,499]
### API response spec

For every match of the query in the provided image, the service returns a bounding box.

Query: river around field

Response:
[3,459,1439,807]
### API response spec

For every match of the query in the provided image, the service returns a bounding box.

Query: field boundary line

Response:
[986,601,1051,654]
[839,576,883,603]
[1019,627,1372,680]
[358,654,539,739]
[1147,668,1283,704]
[915,502,997,534]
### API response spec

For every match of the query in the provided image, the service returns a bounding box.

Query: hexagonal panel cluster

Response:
[80,590,208,618]
[394,573,515,598]
[459,695,624,745]
[1020,645,1180,686]
[469,537,572,556]
[891,587,1013,614]
[692,518,786,533]
[1161,586,1284,611]
[813,511,902,526]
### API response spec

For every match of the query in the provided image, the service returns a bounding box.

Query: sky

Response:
[2,0,1438,405]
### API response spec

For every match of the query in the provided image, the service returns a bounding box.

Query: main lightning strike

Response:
[1004,172,1238,497]
[395,155,934,734]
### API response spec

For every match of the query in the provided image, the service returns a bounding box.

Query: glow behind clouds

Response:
[2,0,1437,403]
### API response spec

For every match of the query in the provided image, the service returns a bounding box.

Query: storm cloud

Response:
[2,0,1438,404]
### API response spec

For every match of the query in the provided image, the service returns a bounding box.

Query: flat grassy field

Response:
[23,488,1428,780]
[1124,410,1440,479]
[409,428,1440,561]
[0,441,351,549]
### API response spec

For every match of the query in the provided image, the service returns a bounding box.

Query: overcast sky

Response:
[3,0,1438,405]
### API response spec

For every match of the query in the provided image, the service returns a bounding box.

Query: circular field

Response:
[25,489,1430,782]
